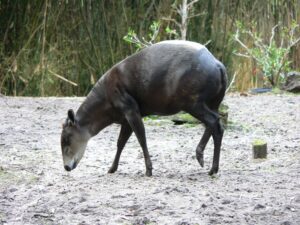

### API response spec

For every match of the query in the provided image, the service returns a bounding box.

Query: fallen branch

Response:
[48,69,78,86]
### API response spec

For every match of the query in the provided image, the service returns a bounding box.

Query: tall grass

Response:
[0,0,299,96]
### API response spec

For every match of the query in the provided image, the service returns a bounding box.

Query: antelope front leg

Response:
[124,109,152,176]
[108,121,132,173]
[115,92,153,176]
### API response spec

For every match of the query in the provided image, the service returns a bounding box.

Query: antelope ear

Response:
[67,109,75,125]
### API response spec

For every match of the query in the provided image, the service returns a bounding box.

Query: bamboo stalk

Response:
[1,0,299,96]
[40,0,48,96]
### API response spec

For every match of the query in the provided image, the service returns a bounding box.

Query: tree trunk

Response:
[180,0,188,40]
[252,140,267,159]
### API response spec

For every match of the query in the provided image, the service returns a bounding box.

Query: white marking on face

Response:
[65,158,75,169]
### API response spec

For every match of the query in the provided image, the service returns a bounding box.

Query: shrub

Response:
[234,21,300,87]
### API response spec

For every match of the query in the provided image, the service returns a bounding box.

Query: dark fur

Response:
[66,41,227,176]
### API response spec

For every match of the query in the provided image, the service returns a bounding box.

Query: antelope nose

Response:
[64,165,72,171]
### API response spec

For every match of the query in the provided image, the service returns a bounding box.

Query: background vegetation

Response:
[0,0,299,96]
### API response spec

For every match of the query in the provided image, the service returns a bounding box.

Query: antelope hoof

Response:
[208,167,219,176]
[108,167,117,174]
[146,169,152,177]
[196,150,204,167]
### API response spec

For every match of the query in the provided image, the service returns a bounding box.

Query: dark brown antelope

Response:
[61,40,227,176]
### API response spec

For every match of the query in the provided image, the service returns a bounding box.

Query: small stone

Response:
[79,197,87,203]
[294,194,300,203]
[201,203,207,208]
[176,222,191,225]
[222,199,231,205]
[254,204,266,210]
[9,188,18,193]
[281,221,292,225]
[37,170,44,176]
[281,71,300,93]
[132,217,151,225]
[285,205,296,212]
[80,208,92,213]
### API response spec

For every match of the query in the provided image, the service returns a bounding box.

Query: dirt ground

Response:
[0,94,299,225]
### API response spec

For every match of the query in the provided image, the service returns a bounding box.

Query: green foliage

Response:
[252,139,267,146]
[0,1,299,96]
[123,21,161,50]
[123,29,143,50]
[234,21,300,87]
[149,21,160,39]
[165,26,179,39]
[251,41,291,85]
[123,21,179,51]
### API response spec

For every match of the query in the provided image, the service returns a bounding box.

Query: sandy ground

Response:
[0,94,299,225]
